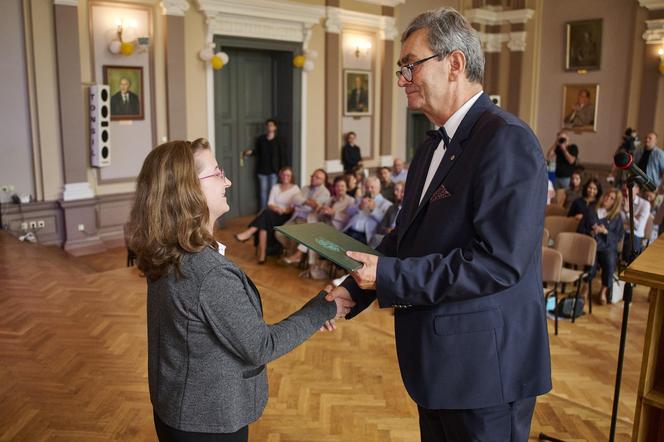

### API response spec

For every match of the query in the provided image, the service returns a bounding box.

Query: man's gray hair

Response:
[402,7,484,84]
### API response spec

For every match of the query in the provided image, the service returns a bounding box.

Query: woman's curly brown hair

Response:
[128,139,215,281]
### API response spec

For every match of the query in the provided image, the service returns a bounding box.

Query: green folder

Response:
[274,222,382,272]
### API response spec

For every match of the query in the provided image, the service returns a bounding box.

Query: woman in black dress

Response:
[235,167,299,263]
[567,177,602,221]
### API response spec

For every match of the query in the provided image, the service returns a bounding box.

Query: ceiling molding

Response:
[196,0,325,44]
[53,0,78,6]
[325,6,397,40]
[507,31,527,52]
[639,0,664,10]
[643,19,664,43]
[479,32,509,53]
[465,8,534,26]
[161,0,189,16]
[353,0,405,6]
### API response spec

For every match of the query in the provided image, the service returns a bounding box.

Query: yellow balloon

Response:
[120,41,135,56]
[293,55,305,68]
[211,55,224,70]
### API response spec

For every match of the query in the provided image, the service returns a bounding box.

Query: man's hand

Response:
[346,251,378,290]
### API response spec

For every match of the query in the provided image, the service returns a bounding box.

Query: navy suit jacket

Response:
[343,93,552,409]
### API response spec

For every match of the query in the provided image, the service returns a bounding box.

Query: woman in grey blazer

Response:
[128,139,354,441]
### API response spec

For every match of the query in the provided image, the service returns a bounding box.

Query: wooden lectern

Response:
[622,235,664,441]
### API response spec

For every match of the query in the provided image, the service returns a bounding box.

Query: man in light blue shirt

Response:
[343,176,392,244]
[634,132,664,189]
[391,158,408,183]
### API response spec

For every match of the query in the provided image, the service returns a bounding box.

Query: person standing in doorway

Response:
[244,119,289,209]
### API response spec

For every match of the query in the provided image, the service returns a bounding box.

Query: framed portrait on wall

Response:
[344,70,371,116]
[103,65,144,120]
[562,84,599,132]
[565,19,602,71]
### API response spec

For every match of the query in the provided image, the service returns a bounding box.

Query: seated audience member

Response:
[341,132,362,174]
[344,173,362,199]
[370,181,405,248]
[568,177,602,220]
[291,176,357,279]
[276,168,331,261]
[621,181,651,262]
[578,188,624,304]
[342,176,392,245]
[379,167,395,202]
[563,169,583,209]
[318,176,356,230]
[391,158,408,183]
[235,167,299,264]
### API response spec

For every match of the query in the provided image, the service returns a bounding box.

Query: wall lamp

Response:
[354,38,372,58]
[108,19,149,56]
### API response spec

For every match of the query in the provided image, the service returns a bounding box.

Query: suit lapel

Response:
[399,136,438,239]
[400,93,494,239]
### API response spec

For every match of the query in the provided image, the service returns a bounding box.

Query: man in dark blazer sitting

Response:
[328,7,551,441]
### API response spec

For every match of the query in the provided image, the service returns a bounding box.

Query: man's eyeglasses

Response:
[395,54,441,82]
[199,168,225,181]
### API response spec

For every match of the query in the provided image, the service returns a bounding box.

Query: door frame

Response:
[208,36,302,187]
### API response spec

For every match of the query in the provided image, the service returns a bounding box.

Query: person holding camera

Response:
[546,131,579,189]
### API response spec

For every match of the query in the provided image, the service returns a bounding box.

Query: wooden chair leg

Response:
[554,290,559,335]
[587,276,593,315]
[572,279,581,323]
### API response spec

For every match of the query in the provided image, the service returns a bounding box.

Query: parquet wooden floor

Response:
[0,217,650,441]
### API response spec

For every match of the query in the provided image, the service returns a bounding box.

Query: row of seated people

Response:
[234,167,404,277]
[566,176,664,305]
[556,168,664,238]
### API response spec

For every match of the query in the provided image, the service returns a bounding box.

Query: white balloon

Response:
[199,48,213,61]
[303,60,314,72]
[307,49,319,60]
[220,52,230,65]
[108,40,121,54]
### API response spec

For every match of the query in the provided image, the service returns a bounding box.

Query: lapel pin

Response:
[450,155,455,161]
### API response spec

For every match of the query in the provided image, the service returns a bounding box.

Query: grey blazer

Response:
[147,245,336,433]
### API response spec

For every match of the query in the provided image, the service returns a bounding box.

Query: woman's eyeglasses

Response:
[199,168,225,181]
[395,54,441,82]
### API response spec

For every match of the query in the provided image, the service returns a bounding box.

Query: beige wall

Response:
[8,0,662,212]
[17,0,171,202]
[27,0,65,202]
[535,0,637,166]
[1,0,34,203]
[306,23,327,176]
[184,5,208,141]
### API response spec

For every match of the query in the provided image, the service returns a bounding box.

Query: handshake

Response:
[319,284,355,332]
[318,250,379,332]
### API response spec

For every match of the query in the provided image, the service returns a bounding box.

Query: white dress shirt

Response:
[419,90,484,205]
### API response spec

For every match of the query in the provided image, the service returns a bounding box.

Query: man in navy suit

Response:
[328,7,551,441]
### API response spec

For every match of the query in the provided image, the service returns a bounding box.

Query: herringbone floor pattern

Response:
[0,217,648,441]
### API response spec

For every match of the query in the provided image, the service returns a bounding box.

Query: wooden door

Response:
[215,48,274,218]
